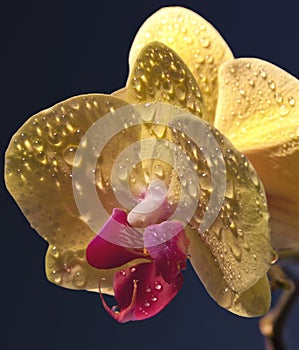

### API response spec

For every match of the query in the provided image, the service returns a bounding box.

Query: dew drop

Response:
[259,70,267,79]
[248,78,255,87]
[141,103,155,122]
[117,165,128,181]
[288,96,296,107]
[52,270,62,284]
[228,241,242,260]
[129,174,136,184]
[152,123,166,138]
[217,287,233,309]
[69,101,80,110]
[144,301,151,308]
[154,164,165,178]
[239,88,245,96]
[130,267,137,273]
[50,246,59,258]
[154,282,163,291]
[36,151,47,165]
[242,238,250,250]
[274,93,283,105]
[47,132,63,146]
[237,228,243,237]
[73,270,86,287]
[145,286,152,293]
[32,140,43,152]
[279,105,290,116]
[187,180,198,198]
[120,270,126,276]
[132,77,142,92]
[268,80,276,91]
[249,167,259,186]
[175,84,187,101]
[200,37,210,48]
[111,305,120,313]
[63,146,81,166]
[151,296,158,302]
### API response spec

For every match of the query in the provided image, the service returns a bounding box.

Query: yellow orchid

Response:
[6,6,293,323]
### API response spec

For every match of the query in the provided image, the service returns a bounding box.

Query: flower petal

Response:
[126,41,205,119]
[214,58,299,250]
[187,227,271,317]
[170,113,274,293]
[128,6,234,123]
[101,262,183,322]
[144,221,189,283]
[4,94,140,290]
[86,209,146,269]
[45,245,115,294]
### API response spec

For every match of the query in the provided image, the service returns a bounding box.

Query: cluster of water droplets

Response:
[116,266,164,315]
[131,7,233,123]
[173,113,275,294]
[219,61,298,149]
[130,42,204,119]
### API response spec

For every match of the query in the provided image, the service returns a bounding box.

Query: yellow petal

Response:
[112,87,128,101]
[45,245,115,293]
[4,94,142,291]
[214,58,299,250]
[124,41,206,191]
[187,227,271,317]
[170,114,274,294]
[126,41,205,119]
[128,6,234,123]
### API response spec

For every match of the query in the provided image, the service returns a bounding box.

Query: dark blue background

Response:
[2,1,299,349]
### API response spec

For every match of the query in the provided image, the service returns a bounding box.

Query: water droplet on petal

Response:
[47,132,63,146]
[200,37,210,48]
[63,146,81,166]
[279,105,290,116]
[217,286,233,309]
[248,78,255,87]
[117,165,128,181]
[259,70,267,79]
[274,93,283,105]
[120,270,126,276]
[152,123,166,138]
[37,151,47,164]
[50,246,59,258]
[154,282,163,291]
[288,96,296,107]
[69,101,80,110]
[187,180,198,198]
[52,270,62,284]
[73,270,86,287]
[154,164,165,178]
[144,301,151,308]
[111,305,120,313]
[227,240,242,260]
[145,286,151,293]
[239,88,245,96]
[268,80,276,91]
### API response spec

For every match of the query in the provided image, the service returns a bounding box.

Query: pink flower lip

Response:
[86,208,189,322]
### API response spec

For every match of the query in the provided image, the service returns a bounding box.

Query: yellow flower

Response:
[5,6,284,320]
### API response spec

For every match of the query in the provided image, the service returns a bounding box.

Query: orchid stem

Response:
[259,263,299,350]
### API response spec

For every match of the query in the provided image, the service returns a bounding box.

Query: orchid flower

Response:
[7,6,295,324]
